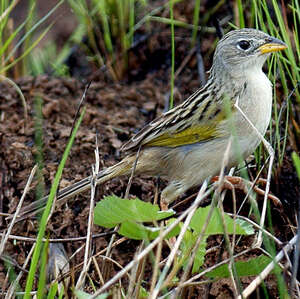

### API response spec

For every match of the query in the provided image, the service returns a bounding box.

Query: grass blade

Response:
[24,107,86,298]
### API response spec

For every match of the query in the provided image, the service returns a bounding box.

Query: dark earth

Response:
[0,0,299,297]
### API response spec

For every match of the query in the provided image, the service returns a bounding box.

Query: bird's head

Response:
[211,28,287,79]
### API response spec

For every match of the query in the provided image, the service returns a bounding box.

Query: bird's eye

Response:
[237,40,251,50]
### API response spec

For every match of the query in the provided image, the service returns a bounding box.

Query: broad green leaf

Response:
[94,196,174,228]
[119,220,180,240]
[205,255,279,278]
[190,206,254,235]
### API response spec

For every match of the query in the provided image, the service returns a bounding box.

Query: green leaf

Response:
[235,218,255,235]
[47,282,58,299]
[179,227,208,273]
[139,286,149,298]
[119,220,180,240]
[94,196,174,228]
[292,152,300,181]
[190,205,254,235]
[206,255,279,278]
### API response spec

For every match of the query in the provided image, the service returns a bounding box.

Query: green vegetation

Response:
[0,0,63,77]
[24,108,86,298]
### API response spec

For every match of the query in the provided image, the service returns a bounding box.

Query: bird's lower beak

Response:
[259,37,287,54]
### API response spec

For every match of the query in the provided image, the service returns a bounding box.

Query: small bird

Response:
[33,28,288,212]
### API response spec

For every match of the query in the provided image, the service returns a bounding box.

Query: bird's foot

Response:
[211,175,282,208]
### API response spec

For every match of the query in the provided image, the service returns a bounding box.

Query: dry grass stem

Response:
[128,242,146,299]
[5,244,35,298]
[92,256,105,286]
[214,148,240,297]
[150,180,208,298]
[150,223,164,294]
[127,242,143,297]
[76,136,99,289]
[174,47,196,80]
[0,165,37,256]
[284,243,300,298]
[70,82,90,138]
[234,100,274,247]
[125,145,141,199]
[0,232,111,243]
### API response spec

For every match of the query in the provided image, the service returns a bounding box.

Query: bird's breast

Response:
[224,69,273,160]
[237,70,272,137]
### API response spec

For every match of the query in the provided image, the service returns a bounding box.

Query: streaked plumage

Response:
[29,28,287,211]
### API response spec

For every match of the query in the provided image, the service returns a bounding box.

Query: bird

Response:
[22,28,287,216]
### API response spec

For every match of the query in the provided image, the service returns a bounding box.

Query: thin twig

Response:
[125,145,141,199]
[69,81,91,138]
[0,232,114,243]
[174,47,196,80]
[5,244,35,298]
[55,238,127,284]
[76,134,99,289]
[0,165,37,256]
[234,99,274,247]
[150,222,164,294]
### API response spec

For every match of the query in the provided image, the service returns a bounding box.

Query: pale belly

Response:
[162,71,273,188]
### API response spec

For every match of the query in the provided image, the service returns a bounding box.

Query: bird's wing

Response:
[121,89,233,151]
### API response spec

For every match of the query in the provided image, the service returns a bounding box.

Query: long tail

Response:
[14,156,136,221]
[54,156,134,201]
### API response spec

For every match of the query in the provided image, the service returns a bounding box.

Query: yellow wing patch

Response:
[145,125,220,148]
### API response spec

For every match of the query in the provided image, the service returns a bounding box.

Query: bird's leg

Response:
[234,101,275,247]
[211,175,281,207]
[251,179,282,207]
[160,181,187,211]
[160,182,188,248]
[211,175,248,192]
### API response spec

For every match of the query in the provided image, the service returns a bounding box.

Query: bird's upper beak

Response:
[259,37,287,54]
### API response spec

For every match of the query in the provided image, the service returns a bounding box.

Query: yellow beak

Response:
[259,38,287,54]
